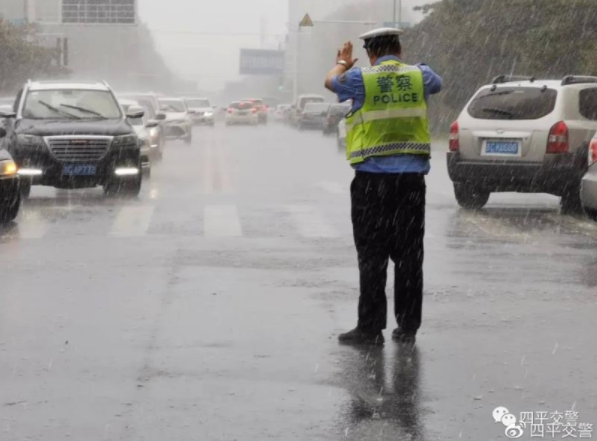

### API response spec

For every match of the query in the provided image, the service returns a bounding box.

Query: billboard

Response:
[240,49,285,76]
[62,0,136,24]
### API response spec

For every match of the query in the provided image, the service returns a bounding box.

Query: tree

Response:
[0,20,69,95]
[403,0,597,130]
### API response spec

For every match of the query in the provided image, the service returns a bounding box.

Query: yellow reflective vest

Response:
[345,60,431,165]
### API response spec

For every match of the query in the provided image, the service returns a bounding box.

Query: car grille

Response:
[46,137,112,163]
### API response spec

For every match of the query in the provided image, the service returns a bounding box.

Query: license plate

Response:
[484,140,520,156]
[62,164,97,176]
[238,111,247,115]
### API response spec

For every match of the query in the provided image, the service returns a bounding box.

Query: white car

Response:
[274,104,291,122]
[337,119,347,151]
[184,97,215,127]
[225,101,258,126]
[158,98,193,144]
[120,99,160,177]
[581,135,597,220]
[447,75,597,212]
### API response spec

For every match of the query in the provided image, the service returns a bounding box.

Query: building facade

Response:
[0,0,157,90]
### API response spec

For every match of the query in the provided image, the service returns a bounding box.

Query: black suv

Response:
[3,80,144,198]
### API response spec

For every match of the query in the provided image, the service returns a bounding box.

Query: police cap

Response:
[359,27,404,51]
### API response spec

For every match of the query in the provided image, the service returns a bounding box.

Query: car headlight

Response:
[111,134,138,147]
[0,160,17,176]
[17,134,45,146]
[204,112,213,117]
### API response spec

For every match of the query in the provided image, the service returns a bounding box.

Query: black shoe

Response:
[338,328,384,346]
[392,328,417,344]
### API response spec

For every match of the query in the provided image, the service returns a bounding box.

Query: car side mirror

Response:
[146,121,159,129]
[126,105,144,119]
[0,127,7,138]
[0,105,16,119]
[155,113,167,121]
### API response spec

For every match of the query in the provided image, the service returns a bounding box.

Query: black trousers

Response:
[351,172,426,334]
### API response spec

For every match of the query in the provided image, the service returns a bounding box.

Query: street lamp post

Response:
[393,0,403,26]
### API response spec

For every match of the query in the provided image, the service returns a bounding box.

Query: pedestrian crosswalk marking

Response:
[287,205,339,238]
[204,205,243,237]
[109,206,155,237]
[4,203,347,241]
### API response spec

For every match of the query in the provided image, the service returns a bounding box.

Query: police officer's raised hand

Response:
[325,41,358,91]
[336,41,358,69]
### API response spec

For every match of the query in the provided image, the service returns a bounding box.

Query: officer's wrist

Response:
[336,60,350,68]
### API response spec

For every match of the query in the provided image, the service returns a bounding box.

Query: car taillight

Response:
[589,139,597,165]
[227,108,233,114]
[547,121,569,154]
[449,121,460,152]
[252,107,258,113]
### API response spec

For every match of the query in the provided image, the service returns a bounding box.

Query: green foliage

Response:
[403,0,597,131]
[0,20,69,94]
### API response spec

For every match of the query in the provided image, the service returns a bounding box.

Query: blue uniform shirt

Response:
[331,55,442,174]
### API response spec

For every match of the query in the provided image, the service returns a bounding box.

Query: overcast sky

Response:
[138,0,427,90]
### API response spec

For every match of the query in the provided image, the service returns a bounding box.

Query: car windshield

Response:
[468,87,558,120]
[186,99,210,108]
[328,105,350,116]
[304,103,330,113]
[159,100,186,112]
[230,102,253,110]
[299,97,324,109]
[22,89,122,120]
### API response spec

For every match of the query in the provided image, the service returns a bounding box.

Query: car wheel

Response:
[184,134,193,145]
[454,183,490,210]
[0,193,20,224]
[20,180,31,200]
[585,207,597,221]
[560,187,584,215]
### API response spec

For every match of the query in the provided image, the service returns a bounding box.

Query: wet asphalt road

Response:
[1,122,596,441]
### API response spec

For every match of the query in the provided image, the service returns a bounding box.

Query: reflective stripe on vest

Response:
[346,60,431,165]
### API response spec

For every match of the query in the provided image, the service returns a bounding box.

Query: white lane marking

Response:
[316,181,348,195]
[17,211,50,239]
[215,130,234,194]
[109,206,155,237]
[202,139,214,194]
[204,205,242,237]
[287,205,339,238]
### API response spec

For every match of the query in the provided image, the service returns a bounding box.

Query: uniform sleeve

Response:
[330,68,365,104]
[418,64,443,96]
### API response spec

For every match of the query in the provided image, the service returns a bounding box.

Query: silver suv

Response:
[447,75,597,212]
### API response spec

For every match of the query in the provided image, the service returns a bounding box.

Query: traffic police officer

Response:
[324,28,442,345]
